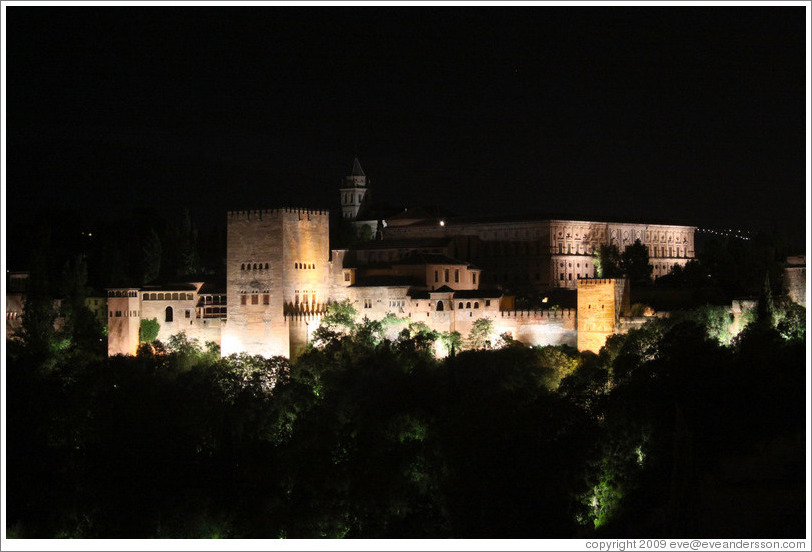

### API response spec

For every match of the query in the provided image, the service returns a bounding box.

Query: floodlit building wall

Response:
[576,278,630,353]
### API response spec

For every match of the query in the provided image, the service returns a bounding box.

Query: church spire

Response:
[340,158,370,220]
[351,157,365,178]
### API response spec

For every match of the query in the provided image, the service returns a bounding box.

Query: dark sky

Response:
[5,6,809,250]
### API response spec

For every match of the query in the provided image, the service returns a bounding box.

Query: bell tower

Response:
[339,158,369,220]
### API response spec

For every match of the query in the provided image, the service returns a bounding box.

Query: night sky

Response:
[4,6,809,261]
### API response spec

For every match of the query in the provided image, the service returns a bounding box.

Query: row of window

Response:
[240,294,271,305]
[651,246,686,258]
[433,269,476,285]
[294,290,317,307]
[241,262,269,271]
[342,193,364,204]
[294,262,316,270]
[110,310,139,317]
[143,292,195,301]
[364,248,443,263]
[108,290,138,297]
[433,300,488,311]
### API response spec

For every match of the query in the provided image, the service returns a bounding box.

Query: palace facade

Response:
[102,159,701,359]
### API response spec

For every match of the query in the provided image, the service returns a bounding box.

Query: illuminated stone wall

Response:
[384,218,695,289]
[783,256,806,307]
[576,278,630,353]
[107,289,140,356]
[222,208,330,358]
[494,309,577,348]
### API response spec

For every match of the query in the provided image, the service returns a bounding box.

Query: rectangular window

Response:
[115,311,121,317]
[240,295,247,306]
[364,299,372,309]
[185,310,191,318]
[344,272,350,282]
[251,294,259,305]
[263,294,270,305]
[454,269,459,283]
[444,269,449,282]
[560,273,564,281]
[434,270,438,283]
[472,273,477,285]
[485,300,491,307]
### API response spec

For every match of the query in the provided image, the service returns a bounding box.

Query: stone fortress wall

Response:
[222,208,330,358]
[85,161,802,360]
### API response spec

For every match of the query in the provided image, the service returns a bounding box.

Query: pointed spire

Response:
[351,158,365,177]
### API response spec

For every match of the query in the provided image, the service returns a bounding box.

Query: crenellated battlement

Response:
[499,308,575,320]
[284,312,325,322]
[577,278,621,287]
[228,207,330,221]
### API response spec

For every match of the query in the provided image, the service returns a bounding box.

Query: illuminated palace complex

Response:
[105,159,700,358]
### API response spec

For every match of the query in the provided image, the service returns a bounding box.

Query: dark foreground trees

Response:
[6,300,807,538]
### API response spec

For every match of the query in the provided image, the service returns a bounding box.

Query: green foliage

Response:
[139,318,160,344]
[756,273,775,327]
[620,239,653,285]
[534,345,582,390]
[467,317,494,350]
[397,322,440,354]
[141,227,162,284]
[164,208,202,277]
[351,316,385,347]
[697,232,787,301]
[312,300,359,349]
[669,304,738,345]
[439,331,462,356]
[775,302,805,342]
[322,299,358,330]
[594,244,622,278]
[357,224,373,242]
[6,282,807,538]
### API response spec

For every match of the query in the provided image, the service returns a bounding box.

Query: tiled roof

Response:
[394,252,472,267]
[351,158,365,177]
[140,282,199,292]
[452,289,503,299]
[351,237,451,250]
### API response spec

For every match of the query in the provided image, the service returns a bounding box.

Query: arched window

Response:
[459,302,464,309]
[265,263,269,269]
[253,263,257,270]
[158,293,164,300]
[466,302,471,308]
[165,306,173,322]
[474,302,479,309]
[436,301,444,311]
[295,263,299,269]
[241,263,245,270]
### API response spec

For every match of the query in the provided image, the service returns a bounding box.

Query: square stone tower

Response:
[576,278,630,353]
[222,208,330,358]
[107,287,141,356]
